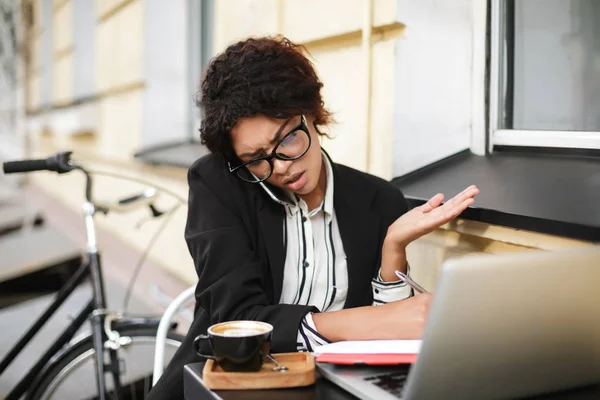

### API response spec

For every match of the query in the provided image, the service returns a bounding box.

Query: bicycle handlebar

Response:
[3,151,94,202]
[2,151,74,175]
[2,151,167,218]
[3,159,49,174]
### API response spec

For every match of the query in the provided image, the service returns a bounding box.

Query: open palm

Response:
[387,185,480,248]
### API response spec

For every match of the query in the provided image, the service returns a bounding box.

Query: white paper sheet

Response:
[313,340,422,355]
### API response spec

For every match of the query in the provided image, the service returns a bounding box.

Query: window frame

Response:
[488,0,600,153]
[186,0,214,140]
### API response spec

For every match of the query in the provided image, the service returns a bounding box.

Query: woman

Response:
[148,36,478,399]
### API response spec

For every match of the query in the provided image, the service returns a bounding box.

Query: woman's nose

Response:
[272,158,292,175]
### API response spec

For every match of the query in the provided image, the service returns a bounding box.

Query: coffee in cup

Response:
[194,320,273,372]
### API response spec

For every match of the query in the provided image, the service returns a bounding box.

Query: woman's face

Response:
[230,114,323,196]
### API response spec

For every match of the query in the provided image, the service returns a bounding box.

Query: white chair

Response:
[152,285,196,386]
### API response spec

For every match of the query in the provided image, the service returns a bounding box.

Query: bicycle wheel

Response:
[28,326,184,400]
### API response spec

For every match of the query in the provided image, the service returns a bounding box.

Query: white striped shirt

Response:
[259,153,412,351]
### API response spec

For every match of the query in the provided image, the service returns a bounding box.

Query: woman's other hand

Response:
[379,185,478,281]
[313,293,434,342]
[386,185,479,249]
[381,293,433,339]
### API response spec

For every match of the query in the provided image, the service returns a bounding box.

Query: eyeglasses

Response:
[228,115,312,183]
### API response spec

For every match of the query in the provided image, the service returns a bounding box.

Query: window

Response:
[72,0,95,100]
[135,0,213,166]
[489,0,600,150]
[391,0,481,177]
[188,0,214,140]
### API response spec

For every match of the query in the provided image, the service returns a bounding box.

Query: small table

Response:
[184,362,600,400]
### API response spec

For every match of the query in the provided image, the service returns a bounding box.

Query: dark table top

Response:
[184,362,600,400]
[184,362,356,400]
[392,150,600,242]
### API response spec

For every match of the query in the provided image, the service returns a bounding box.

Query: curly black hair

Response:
[197,36,333,160]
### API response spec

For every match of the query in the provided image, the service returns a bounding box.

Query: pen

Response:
[394,270,428,294]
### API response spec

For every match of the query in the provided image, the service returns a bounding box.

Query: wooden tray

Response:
[202,352,316,390]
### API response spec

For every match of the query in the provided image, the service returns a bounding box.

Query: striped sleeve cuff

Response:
[296,312,331,352]
[371,264,413,306]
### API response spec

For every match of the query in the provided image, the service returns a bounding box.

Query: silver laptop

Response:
[318,246,600,399]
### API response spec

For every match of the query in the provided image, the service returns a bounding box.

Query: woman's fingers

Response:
[456,185,478,200]
[419,193,444,213]
[427,192,476,226]
[413,186,479,233]
[420,186,477,215]
[446,198,474,220]
[443,185,479,210]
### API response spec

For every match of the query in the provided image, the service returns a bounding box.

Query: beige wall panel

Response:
[312,44,368,172]
[407,229,534,292]
[96,0,143,91]
[96,15,117,91]
[53,0,73,52]
[213,0,280,52]
[213,0,398,52]
[442,219,593,251]
[212,0,399,174]
[114,0,143,86]
[406,224,593,292]
[283,0,362,43]
[368,39,395,179]
[28,74,42,110]
[97,90,142,160]
[30,36,40,73]
[96,0,125,18]
[52,54,73,104]
[283,0,398,44]
[373,0,398,27]
[33,0,42,32]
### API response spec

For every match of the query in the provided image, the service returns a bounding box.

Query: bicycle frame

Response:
[1,193,115,400]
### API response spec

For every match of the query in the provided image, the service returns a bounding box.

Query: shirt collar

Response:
[259,149,334,221]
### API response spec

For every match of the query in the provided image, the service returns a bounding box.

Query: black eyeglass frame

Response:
[228,115,312,183]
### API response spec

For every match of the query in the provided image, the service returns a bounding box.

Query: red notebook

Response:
[316,353,417,365]
[314,340,421,366]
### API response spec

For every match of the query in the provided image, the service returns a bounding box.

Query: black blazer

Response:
[148,152,408,399]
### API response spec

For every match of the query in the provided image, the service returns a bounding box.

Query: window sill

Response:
[134,140,209,169]
[392,150,600,242]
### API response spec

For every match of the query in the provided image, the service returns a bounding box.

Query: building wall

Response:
[52,0,73,105]
[211,0,407,178]
[18,0,594,289]
[95,0,144,160]
[211,0,487,178]
[22,0,196,283]
[0,0,25,197]
[0,0,25,173]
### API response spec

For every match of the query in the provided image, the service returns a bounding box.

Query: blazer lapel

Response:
[332,162,381,308]
[257,154,382,308]
[258,202,286,302]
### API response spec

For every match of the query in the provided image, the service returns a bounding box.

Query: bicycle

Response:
[1,151,186,400]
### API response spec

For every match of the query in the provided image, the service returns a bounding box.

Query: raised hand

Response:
[386,185,480,249]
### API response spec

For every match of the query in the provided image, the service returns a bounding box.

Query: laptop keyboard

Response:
[363,371,409,398]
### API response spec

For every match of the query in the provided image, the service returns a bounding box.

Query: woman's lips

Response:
[285,171,307,191]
